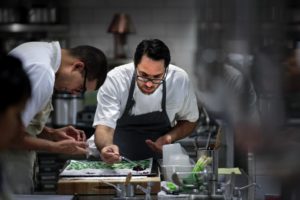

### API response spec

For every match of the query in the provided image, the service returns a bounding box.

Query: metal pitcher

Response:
[52,93,83,126]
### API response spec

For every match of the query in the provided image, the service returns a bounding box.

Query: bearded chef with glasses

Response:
[90,39,199,163]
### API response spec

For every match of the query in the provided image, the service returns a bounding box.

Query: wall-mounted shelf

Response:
[0,23,68,33]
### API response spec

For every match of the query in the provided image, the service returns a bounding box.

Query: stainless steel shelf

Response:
[0,23,68,33]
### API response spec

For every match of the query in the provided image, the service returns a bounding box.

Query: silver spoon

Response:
[120,156,136,166]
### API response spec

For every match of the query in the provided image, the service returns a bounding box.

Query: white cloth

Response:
[9,41,61,127]
[93,63,199,129]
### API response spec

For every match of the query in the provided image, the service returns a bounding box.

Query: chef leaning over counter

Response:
[90,39,199,163]
[0,41,108,194]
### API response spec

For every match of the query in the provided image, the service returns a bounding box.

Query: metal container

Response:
[115,184,135,198]
[53,93,83,126]
[196,149,219,195]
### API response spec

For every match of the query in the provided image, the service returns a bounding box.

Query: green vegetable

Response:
[66,159,150,171]
[166,181,178,191]
[192,155,212,173]
[183,155,212,185]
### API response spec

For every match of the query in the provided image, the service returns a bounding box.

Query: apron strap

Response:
[162,80,166,111]
[123,70,137,115]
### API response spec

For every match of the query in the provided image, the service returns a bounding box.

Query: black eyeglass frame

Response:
[82,68,88,93]
[136,67,168,84]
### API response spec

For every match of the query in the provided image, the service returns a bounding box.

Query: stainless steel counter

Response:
[13,194,74,200]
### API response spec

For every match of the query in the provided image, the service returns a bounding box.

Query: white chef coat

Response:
[93,63,199,129]
[9,41,61,127]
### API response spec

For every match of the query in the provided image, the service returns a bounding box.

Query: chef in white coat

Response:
[0,41,107,193]
[92,39,199,163]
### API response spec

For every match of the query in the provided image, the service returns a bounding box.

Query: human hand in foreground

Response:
[51,139,88,155]
[145,134,172,153]
[100,144,120,164]
[50,126,86,142]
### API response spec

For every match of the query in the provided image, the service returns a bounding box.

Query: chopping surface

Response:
[57,158,161,195]
[59,158,153,177]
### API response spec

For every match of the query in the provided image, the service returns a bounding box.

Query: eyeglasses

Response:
[82,68,88,93]
[136,68,168,84]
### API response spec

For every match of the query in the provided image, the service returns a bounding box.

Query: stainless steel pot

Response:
[53,93,83,126]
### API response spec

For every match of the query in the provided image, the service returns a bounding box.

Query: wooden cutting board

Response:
[57,175,161,195]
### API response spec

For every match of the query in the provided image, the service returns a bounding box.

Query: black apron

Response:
[114,70,171,160]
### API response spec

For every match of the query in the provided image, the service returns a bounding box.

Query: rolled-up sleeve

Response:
[93,75,122,129]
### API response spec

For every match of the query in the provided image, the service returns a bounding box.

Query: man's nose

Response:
[145,81,153,87]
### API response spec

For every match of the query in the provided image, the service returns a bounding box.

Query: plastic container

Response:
[159,158,194,182]
[162,143,194,181]
[162,143,184,165]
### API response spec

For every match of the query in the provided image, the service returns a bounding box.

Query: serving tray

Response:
[59,158,156,177]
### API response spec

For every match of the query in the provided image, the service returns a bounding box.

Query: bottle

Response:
[247,152,256,200]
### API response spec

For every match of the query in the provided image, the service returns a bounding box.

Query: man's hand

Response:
[50,139,88,155]
[49,126,86,142]
[145,134,172,153]
[100,144,120,164]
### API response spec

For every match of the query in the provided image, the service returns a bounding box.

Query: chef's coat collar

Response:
[50,41,61,73]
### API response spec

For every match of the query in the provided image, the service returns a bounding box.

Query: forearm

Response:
[167,120,197,142]
[38,126,55,141]
[94,125,115,151]
[13,132,55,152]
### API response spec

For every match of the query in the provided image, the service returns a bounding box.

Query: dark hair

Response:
[69,45,108,89]
[134,39,171,68]
[0,55,32,113]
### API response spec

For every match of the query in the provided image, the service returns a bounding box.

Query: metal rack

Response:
[0,23,68,32]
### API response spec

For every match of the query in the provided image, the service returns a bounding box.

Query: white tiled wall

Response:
[62,0,197,77]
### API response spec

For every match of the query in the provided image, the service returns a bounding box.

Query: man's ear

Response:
[73,61,85,72]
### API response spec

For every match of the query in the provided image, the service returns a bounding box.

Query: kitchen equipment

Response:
[28,4,57,24]
[136,182,153,200]
[52,93,83,126]
[121,156,145,171]
[160,154,193,182]
[161,162,193,182]
[121,156,137,166]
[191,107,220,150]
[162,143,185,165]
[115,172,134,198]
[57,158,160,195]
[13,194,74,200]
[205,131,212,150]
[59,158,154,177]
[125,172,132,185]
[57,175,161,195]
[196,149,219,195]
[116,175,135,199]
[115,184,135,198]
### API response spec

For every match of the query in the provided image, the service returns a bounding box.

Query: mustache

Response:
[143,86,154,90]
